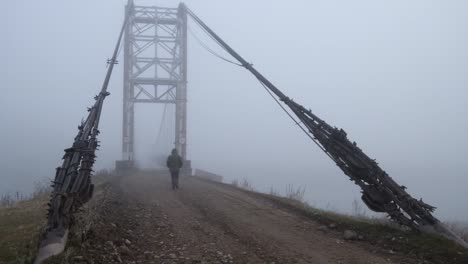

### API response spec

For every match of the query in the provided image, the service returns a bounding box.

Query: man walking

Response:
[166,148,183,190]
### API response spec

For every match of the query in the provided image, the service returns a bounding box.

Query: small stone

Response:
[124,239,131,245]
[329,223,337,229]
[343,230,358,240]
[143,251,152,260]
[317,225,328,232]
[169,253,177,259]
[120,245,131,255]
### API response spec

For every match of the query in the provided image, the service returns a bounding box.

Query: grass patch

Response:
[42,178,111,264]
[0,196,47,264]
[0,172,111,264]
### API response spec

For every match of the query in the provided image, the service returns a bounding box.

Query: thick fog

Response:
[2,0,467,220]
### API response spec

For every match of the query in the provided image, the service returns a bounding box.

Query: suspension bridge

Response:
[33,1,467,263]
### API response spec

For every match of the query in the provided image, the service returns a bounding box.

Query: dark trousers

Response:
[170,170,179,189]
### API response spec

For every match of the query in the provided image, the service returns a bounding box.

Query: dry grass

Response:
[0,195,48,263]
[284,184,306,203]
[230,178,255,191]
[351,198,369,218]
[0,175,106,264]
[0,193,16,208]
[445,221,468,243]
[1,181,51,209]
[268,184,306,204]
[240,178,254,191]
[269,187,280,197]
[0,181,50,262]
[230,179,239,187]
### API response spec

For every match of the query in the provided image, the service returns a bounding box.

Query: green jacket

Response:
[166,154,183,171]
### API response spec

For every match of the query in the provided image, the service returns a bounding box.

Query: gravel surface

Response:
[73,172,420,264]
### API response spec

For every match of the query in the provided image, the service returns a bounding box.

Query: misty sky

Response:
[2,0,467,220]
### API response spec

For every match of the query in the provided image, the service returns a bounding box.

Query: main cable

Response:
[186,6,335,161]
[186,10,237,59]
[188,24,242,66]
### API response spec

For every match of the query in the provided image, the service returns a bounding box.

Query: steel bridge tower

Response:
[122,2,188,162]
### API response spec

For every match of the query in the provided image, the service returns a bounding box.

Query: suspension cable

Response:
[257,79,337,162]
[154,103,169,147]
[154,92,176,149]
[188,25,242,66]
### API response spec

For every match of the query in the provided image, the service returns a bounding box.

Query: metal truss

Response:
[122,3,188,161]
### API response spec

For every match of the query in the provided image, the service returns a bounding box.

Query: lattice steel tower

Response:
[122,2,188,161]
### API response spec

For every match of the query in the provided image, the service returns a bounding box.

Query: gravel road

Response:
[75,172,419,264]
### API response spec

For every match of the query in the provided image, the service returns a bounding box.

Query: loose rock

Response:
[343,230,358,240]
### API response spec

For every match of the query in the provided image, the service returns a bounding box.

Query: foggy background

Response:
[2,0,467,220]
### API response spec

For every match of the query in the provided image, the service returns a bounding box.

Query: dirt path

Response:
[76,172,419,264]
